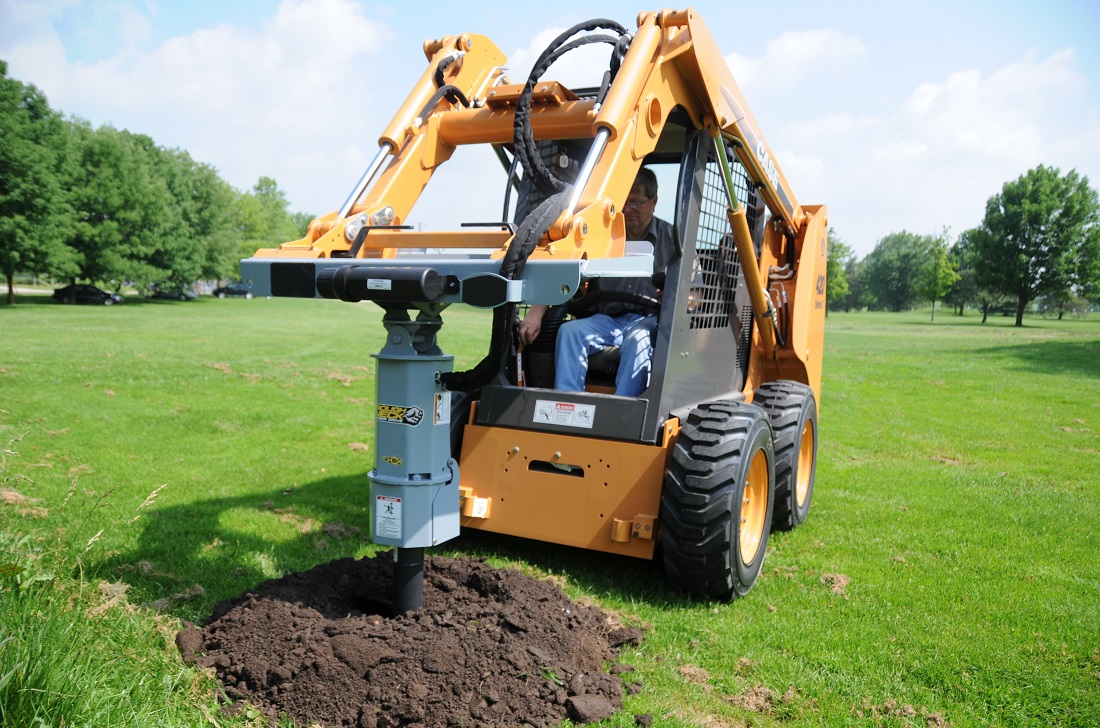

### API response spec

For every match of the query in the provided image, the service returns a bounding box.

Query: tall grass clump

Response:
[0,435,224,727]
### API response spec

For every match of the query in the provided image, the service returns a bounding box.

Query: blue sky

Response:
[3,0,1098,256]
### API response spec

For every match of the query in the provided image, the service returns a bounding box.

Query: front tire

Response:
[753,381,817,531]
[661,401,775,600]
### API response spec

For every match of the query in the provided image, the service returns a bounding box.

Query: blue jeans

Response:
[554,312,657,397]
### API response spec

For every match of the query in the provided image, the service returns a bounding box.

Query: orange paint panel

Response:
[457,424,671,559]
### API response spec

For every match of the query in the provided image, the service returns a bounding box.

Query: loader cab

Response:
[472,106,766,449]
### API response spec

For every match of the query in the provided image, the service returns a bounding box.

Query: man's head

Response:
[624,167,658,240]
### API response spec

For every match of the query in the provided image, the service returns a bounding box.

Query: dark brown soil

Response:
[177,553,645,727]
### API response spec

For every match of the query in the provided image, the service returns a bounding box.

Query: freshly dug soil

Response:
[177,553,645,727]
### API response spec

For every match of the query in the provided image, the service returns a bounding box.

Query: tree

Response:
[972,165,1100,327]
[861,231,932,311]
[947,228,1010,323]
[291,211,316,239]
[825,229,853,314]
[916,231,959,321]
[1077,225,1100,305]
[0,61,71,304]
[155,146,239,283]
[61,122,175,288]
[233,176,305,264]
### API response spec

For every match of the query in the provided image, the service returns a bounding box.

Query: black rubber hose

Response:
[442,19,631,393]
[415,84,470,123]
[439,188,573,392]
[513,19,627,196]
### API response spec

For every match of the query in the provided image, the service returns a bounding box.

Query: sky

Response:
[2,0,1099,256]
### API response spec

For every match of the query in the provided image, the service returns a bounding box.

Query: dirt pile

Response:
[178,553,645,727]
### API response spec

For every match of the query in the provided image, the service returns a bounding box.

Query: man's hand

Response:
[518,305,547,345]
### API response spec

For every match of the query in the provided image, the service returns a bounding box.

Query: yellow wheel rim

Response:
[739,449,769,565]
[796,421,815,508]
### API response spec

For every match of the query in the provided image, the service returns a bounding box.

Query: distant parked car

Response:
[213,282,254,299]
[53,284,125,305]
[150,285,197,301]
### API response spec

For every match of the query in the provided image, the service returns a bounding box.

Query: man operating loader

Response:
[518,167,675,397]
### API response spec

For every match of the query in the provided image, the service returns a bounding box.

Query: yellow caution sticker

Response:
[376,403,425,426]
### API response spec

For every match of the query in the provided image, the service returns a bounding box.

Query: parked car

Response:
[150,285,198,301]
[52,284,126,305]
[213,282,254,299]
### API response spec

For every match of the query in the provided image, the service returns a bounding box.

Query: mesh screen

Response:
[688,148,755,332]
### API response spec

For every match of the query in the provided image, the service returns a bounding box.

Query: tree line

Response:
[6,60,1098,321]
[826,165,1100,326]
[1,61,313,304]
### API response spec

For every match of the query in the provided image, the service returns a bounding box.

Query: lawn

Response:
[1,296,1098,727]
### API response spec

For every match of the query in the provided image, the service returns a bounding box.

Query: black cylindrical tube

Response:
[392,547,425,613]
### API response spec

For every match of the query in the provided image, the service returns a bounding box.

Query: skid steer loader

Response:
[241,8,828,612]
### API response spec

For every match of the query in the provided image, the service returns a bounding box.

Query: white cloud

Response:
[782,113,877,147]
[725,28,867,94]
[2,0,397,216]
[893,49,1085,159]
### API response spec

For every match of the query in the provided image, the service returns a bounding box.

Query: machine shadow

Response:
[96,472,693,619]
[95,473,376,616]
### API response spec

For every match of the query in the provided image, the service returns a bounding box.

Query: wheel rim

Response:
[739,449,769,565]
[796,421,815,508]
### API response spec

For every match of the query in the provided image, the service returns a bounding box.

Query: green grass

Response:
[1,297,1098,727]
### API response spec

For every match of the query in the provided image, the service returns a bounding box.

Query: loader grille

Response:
[688,150,756,333]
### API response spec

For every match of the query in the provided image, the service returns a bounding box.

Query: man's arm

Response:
[518,305,548,345]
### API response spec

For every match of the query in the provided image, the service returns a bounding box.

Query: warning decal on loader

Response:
[533,399,595,429]
[376,495,402,539]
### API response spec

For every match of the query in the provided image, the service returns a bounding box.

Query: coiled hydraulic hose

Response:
[441,19,632,392]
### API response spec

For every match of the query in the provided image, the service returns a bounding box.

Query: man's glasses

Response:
[623,197,654,211]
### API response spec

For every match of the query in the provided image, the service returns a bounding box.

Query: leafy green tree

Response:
[947,228,1010,322]
[842,256,867,311]
[291,211,316,239]
[155,146,238,284]
[0,61,71,304]
[861,231,932,311]
[916,232,959,321]
[61,121,174,288]
[972,165,1100,326]
[825,229,853,313]
[233,176,305,263]
[1076,225,1100,305]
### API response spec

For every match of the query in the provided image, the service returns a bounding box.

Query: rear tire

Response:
[753,381,817,531]
[661,401,775,600]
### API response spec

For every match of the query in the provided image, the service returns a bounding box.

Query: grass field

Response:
[1,295,1098,727]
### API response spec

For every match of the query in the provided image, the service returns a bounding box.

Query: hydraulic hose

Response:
[513,19,628,196]
[442,19,632,393]
[439,187,573,392]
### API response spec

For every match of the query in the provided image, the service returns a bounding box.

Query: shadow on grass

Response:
[975,339,1100,379]
[96,472,688,619]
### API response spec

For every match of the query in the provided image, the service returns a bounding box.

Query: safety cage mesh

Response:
[688,146,757,345]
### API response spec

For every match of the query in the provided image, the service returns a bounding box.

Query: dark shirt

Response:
[599,216,676,316]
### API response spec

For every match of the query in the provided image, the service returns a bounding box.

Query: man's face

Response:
[623,184,656,238]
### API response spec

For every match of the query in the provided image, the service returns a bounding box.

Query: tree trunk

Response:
[930,299,936,322]
[981,302,989,324]
[5,273,13,306]
[1015,296,1027,327]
